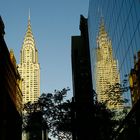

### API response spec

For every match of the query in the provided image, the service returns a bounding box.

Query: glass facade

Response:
[88,0,140,105]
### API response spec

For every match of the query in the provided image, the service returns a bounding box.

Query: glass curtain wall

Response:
[88,0,140,106]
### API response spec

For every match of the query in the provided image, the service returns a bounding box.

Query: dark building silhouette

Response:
[0,16,22,140]
[112,99,140,140]
[71,15,95,140]
[112,51,140,140]
[129,51,140,106]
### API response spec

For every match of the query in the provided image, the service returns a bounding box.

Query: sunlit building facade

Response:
[18,15,40,104]
[95,18,122,110]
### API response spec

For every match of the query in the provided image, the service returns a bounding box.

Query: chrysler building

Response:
[18,14,40,104]
[95,18,122,110]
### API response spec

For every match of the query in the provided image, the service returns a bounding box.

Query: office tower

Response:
[88,0,140,107]
[18,14,40,104]
[88,0,140,138]
[71,15,94,140]
[95,18,122,110]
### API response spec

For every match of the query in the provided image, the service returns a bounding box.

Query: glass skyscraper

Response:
[88,0,140,106]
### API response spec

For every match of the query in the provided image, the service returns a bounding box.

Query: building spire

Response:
[28,8,30,21]
[26,8,32,36]
[99,16,105,33]
[97,16,110,49]
[98,16,108,39]
[27,8,31,32]
[23,9,36,49]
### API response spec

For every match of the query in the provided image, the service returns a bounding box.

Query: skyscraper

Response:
[95,18,122,110]
[18,14,40,104]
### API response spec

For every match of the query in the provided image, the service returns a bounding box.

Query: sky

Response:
[0,0,89,98]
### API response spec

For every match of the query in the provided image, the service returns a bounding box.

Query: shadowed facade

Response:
[0,16,22,140]
[71,15,95,140]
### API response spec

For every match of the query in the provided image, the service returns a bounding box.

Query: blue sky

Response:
[0,0,89,98]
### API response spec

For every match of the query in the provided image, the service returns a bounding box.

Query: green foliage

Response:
[23,86,127,140]
[23,87,72,140]
[92,101,117,140]
[104,77,130,118]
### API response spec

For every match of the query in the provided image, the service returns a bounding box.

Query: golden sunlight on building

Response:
[95,18,122,110]
[18,14,40,104]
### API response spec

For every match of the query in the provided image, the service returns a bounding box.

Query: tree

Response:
[22,101,48,140]
[39,87,72,140]
[23,87,122,140]
[105,81,129,106]
[93,101,117,140]
[23,87,72,140]
[103,75,132,133]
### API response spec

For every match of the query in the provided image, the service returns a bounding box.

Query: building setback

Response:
[18,14,40,104]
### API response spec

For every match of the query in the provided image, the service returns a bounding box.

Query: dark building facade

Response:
[112,98,140,140]
[0,16,22,140]
[129,51,140,106]
[112,51,140,139]
[71,15,95,140]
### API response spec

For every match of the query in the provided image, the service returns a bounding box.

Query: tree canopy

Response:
[23,84,130,140]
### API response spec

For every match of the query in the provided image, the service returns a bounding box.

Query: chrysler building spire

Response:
[28,8,30,21]
[18,14,40,104]
[24,10,34,47]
